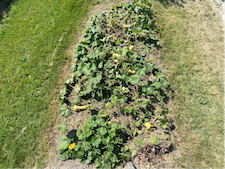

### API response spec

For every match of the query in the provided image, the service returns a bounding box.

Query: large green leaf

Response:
[121,146,129,153]
[62,108,72,117]
[90,61,97,72]
[163,80,170,88]
[122,47,129,56]
[141,84,153,95]
[72,98,80,105]
[137,65,149,77]
[108,130,116,138]
[75,148,85,159]
[84,141,92,151]
[104,151,112,159]
[94,157,102,168]
[59,136,70,151]
[121,74,130,83]
[146,86,153,95]
[121,151,132,161]
[59,103,72,116]
[162,109,169,115]
[81,63,91,75]
[102,136,110,145]
[135,137,145,147]
[93,137,102,148]
[89,73,102,85]
[110,122,119,131]
[118,95,128,103]
[58,119,68,134]
[104,61,114,69]
[96,117,106,127]
[102,160,111,169]
[110,154,118,163]
[59,103,67,112]
[97,127,107,136]
[150,136,159,145]
[86,151,94,164]
[110,95,118,105]
[76,129,82,138]
[153,82,161,89]
[61,152,69,161]
[90,25,100,33]
[98,61,103,69]
[58,87,67,100]
[107,144,114,152]
[129,75,140,85]
[157,73,165,81]
[86,120,98,128]
[81,129,92,139]
[141,99,151,107]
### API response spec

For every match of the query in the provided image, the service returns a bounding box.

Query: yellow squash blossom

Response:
[69,143,75,150]
[144,122,153,130]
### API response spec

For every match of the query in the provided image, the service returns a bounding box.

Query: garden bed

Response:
[56,1,175,168]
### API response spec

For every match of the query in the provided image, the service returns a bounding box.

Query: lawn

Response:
[152,0,224,167]
[0,0,98,168]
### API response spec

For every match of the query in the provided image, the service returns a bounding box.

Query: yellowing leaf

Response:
[110,119,121,123]
[122,24,131,27]
[112,53,121,58]
[144,122,153,129]
[129,45,134,50]
[100,113,109,118]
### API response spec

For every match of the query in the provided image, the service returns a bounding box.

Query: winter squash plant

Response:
[57,0,172,168]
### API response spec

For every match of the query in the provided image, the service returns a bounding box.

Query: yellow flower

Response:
[144,122,153,130]
[69,143,75,150]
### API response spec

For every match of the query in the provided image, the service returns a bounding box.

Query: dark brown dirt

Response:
[132,141,173,168]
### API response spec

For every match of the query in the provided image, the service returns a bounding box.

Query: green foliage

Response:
[150,136,159,145]
[72,98,80,105]
[58,0,173,168]
[60,103,72,117]
[129,75,140,85]
[158,116,168,129]
[123,106,137,117]
[141,83,154,95]
[105,103,112,109]
[59,115,131,168]
[59,136,71,153]
[135,137,145,147]
[58,119,68,134]
[68,0,165,103]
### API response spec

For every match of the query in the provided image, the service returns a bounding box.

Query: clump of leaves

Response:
[59,115,131,168]
[135,137,145,147]
[150,136,159,145]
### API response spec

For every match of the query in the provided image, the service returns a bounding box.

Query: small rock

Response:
[127,162,135,169]
[133,156,139,164]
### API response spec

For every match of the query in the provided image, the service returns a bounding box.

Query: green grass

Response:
[0,0,98,168]
[152,0,224,168]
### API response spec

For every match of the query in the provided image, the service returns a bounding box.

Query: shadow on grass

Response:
[0,0,17,22]
[156,0,195,8]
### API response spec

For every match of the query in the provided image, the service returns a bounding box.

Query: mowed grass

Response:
[152,0,224,168]
[0,0,98,168]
